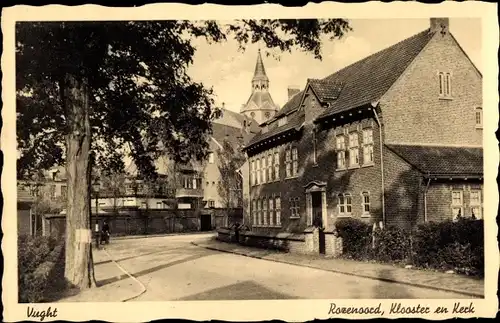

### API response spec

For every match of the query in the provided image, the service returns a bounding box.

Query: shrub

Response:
[373,226,411,263]
[335,218,373,260]
[18,235,64,303]
[412,218,484,276]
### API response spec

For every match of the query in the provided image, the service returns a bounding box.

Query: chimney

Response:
[287,87,300,100]
[222,102,225,110]
[430,18,449,35]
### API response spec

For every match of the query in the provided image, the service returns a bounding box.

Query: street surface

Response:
[96,233,472,300]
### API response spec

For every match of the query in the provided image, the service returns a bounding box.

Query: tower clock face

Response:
[265,112,271,118]
[250,112,255,118]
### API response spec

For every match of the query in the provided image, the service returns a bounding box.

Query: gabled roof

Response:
[214,108,259,134]
[386,144,483,177]
[242,91,277,114]
[245,110,305,148]
[246,28,436,149]
[317,29,435,119]
[308,79,345,102]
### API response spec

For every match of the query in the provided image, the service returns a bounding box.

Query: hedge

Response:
[18,235,66,303]
[335,218,484,277]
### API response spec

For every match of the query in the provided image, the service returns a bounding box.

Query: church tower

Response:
[240,49,278,125]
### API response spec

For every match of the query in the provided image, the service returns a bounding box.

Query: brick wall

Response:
[426,181,484,223]
[383,147,423,229]
[380,31,482,146]
[249,105,383,234]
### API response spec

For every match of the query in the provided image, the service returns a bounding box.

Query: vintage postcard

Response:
[2,1,499,322]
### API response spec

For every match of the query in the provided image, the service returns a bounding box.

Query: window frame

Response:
[273,150,280,181]
[475,107,483,129]
[451,190,464,220]
[438,71,452,98]
[336,135,346,170]
[338,193,352,217]
[361,191,370,217]
[348,132,360,168]
[469,189,482,219]
[275,196,281,226]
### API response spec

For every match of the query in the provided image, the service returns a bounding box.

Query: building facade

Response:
[240,49,279,125]
[243,18,483,237]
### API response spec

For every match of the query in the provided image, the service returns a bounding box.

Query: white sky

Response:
[186,18,482,112]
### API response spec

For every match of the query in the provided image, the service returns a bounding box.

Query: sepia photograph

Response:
[2,2,498,322]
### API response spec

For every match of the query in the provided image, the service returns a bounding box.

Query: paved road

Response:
[99,233,471,300]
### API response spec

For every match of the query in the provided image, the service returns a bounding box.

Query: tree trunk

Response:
[63,73,95,289]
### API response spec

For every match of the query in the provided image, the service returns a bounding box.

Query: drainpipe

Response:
[424,177,431,222]
[371,103,386,226]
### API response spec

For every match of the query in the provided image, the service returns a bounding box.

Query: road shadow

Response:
[96,249,219,287]
[175,280,299,300]
[372,268,413,299]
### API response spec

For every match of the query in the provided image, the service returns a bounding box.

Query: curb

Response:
[191,241,484,299]
[112,231,216,241]
[102,248,147,302]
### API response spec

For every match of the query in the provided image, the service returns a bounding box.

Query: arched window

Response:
[475,107,483,128]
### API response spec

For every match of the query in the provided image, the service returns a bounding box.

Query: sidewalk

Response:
[112,230,216,241]
[192,238,484,298]
[56,248,144,302]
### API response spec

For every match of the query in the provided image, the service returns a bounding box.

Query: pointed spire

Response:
[253,49,268,81]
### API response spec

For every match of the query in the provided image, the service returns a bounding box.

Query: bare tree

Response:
[217,140,246,226]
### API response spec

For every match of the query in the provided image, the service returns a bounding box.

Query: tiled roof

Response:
[386,144,483,176]
[272,90,303,119]
[214,108,260,134]
[308,79,344,101]
[317,29,435,119]
[245,110,305,148]
[253,49,269,81]
[247,28,435,149]
[243,91,277,113]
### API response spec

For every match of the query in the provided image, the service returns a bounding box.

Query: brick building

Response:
[242,18,483,240]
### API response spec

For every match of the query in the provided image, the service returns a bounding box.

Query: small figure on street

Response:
[101,220,110,244]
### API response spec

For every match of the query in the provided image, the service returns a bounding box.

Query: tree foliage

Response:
[217,139,246,209]
[16,19,352,179]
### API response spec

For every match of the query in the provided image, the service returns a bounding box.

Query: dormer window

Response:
[278,116,287,127]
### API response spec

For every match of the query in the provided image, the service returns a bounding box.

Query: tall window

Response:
[349,132,359,167]
[285,148,292,178]
[256,158,261,185]
[292,147,298,176]
[267,153,273,182]
[338,193,352,216]
[263,198,268,225]
[439,72,452,98]
[312,131,318,165]
[470,190,482,219]
[336,135,346,170]
[208,200,215,208]
[269,198,275,226]
[451,190,463,220]
[475,107,483,128]
[363,129,374,165]
[290,197,300,218]
[275,196,281,226]
[251,160,255,186]
[273,151,280,181]
[257,198,262,225]
[61,185,67,199]
[361,192,370,216]
[252,199,257,225]
[208,152,215,164]
[261,156,267,183]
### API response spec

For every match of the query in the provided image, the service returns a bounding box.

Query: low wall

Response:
[217,226,343,257]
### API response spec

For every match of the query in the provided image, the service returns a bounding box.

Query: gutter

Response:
[371,102,386,225]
